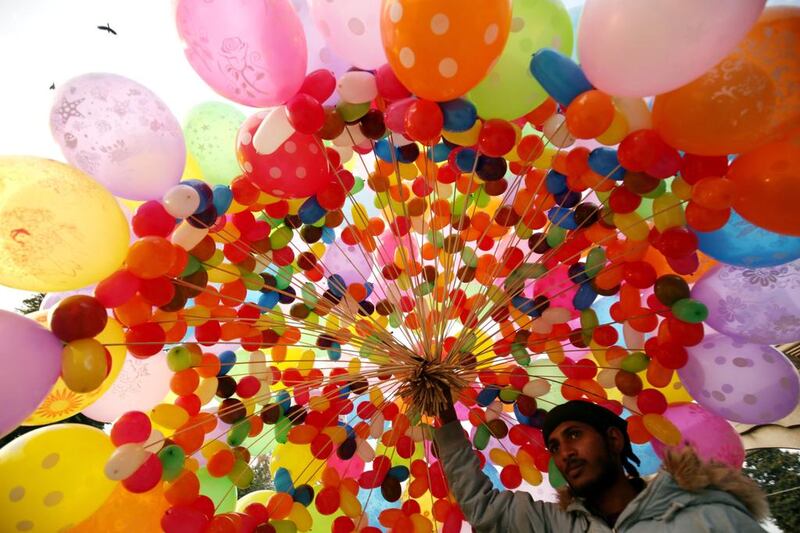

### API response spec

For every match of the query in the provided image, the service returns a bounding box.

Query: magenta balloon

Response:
[650,403,745,468]
[0,311,62,438]
[678,334,800,424]
[49,73,185,201]
[82,353,172,423]
[692,261,800,345]
[176,0,307,107]
[309,0,386,70]
[578,0,765,97]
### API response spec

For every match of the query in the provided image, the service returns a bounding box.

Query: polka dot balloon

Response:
[381,0,512,101]
[237,111,330,199]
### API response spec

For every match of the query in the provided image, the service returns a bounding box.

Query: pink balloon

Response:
[327,449,365,478]
[578,0,765,97]
[651,403,745,468]
[176,0,307,107]
[322,243,372,285]
[49,73,185,201]
[529,264,579,319]
[309,0,386,70]
[290,0,350,79]
[0,311,62,438]
[82,353,172,423]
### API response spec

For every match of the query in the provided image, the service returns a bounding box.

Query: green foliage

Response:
[238,453,275,497]
[16,292,44,315]
[744,448,800,532]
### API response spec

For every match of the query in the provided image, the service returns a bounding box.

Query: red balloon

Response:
[122,453,163,493]
[161,505,210,533]
[636,389,667,415]
[478,119,516,157]
[618,129,663,172]
[286,93,325,134]
[132,201,176,238]
[111,411,152,446]
[404,100,443,144]
[298,69,336,103]
[50,295,108,342]
[315,486,340,515]
[237,112,330,199]
[126,323,166,358]
[95,269,140,308]
[376,64,411,101]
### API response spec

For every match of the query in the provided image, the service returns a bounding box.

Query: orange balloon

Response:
[729,134,800,236]
[381,0,512,101]
[69,482,170,532]
[644,247,717,284]
[565,90,614,139]
[652,7,800,156]
[126,236,177,279]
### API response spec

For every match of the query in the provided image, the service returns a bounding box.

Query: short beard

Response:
[568,442,621,499]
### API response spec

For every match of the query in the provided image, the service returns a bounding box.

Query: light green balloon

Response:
[468,0,573,119]
[197,467,238,513]
[184,102,245,185]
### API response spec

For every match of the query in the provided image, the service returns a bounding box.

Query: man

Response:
[434,399,768,532]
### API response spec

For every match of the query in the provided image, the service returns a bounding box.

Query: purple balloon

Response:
[49,73,185,201]
[290,0,350,79]
[0,311,63,438]
[321,242,373,285]
[679,334,800,424]
[693,260,800,344]
[650,403,745,468]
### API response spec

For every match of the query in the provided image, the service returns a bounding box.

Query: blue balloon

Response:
[181,179,213,213]
[696,210,800,268]
[258,291,279,309]
[483,463,503,490]
[476,387,500,407]
[298,196,325,224]
[374,138,396,162]
[427,142,452,162]
[212,185,233,214]
[573,283,598,310]
[530,48,593,107]
[455,148,478,172]
[218,350,236,377]
[546,170,568,195]
[439,99,478,132]
[588,148,625,180]
[548,207,577,230]
[274,467,294,494]
[321,226,335,244]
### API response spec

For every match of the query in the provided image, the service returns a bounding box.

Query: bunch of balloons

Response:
[1,1,799,532]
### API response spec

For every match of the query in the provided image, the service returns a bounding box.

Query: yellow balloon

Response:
[24,318,126,426]
[0,156,130,291]
[181,151,204,181]
[0,424,117,532]
[270,442,324,485]
[235,489,275,512]
[61,339,108,393]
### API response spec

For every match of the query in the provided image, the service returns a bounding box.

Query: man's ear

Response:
[605,426,626,455]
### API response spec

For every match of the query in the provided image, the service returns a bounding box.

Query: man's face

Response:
[547,421,619,496]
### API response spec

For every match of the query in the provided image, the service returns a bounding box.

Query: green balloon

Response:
[227,419,252,447]
[671,298,709,324]
[272,520,298,533]
[166,345,192,372]
[474,424,491,450]
[468,0,573,119]
[197,467,238,513]
[621,352,650,374]
[183,102,245,185]
[157,444,185,481]
[548,457,567,489]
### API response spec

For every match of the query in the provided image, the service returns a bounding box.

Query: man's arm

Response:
[433,395,571,533]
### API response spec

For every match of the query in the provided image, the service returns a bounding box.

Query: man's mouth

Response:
[566,461,586,479]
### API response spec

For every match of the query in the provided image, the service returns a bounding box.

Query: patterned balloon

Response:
[176,0,307,107]
[50,73,185,200]
[693,260,800,344]
[679,334,800,424]
[183,102,246,185]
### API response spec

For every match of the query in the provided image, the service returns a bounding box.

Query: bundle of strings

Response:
[397,356,469,418]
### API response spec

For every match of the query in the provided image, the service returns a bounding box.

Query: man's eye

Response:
[567,430,581,439]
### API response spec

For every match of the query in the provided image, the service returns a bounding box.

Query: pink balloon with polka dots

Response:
[309,0,387,70]
[236,112,330,199]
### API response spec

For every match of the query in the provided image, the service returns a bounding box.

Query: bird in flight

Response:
[49,83,55,90]
[97,23,117,35]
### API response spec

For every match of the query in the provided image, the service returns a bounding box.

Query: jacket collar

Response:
[557,446,768,525]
